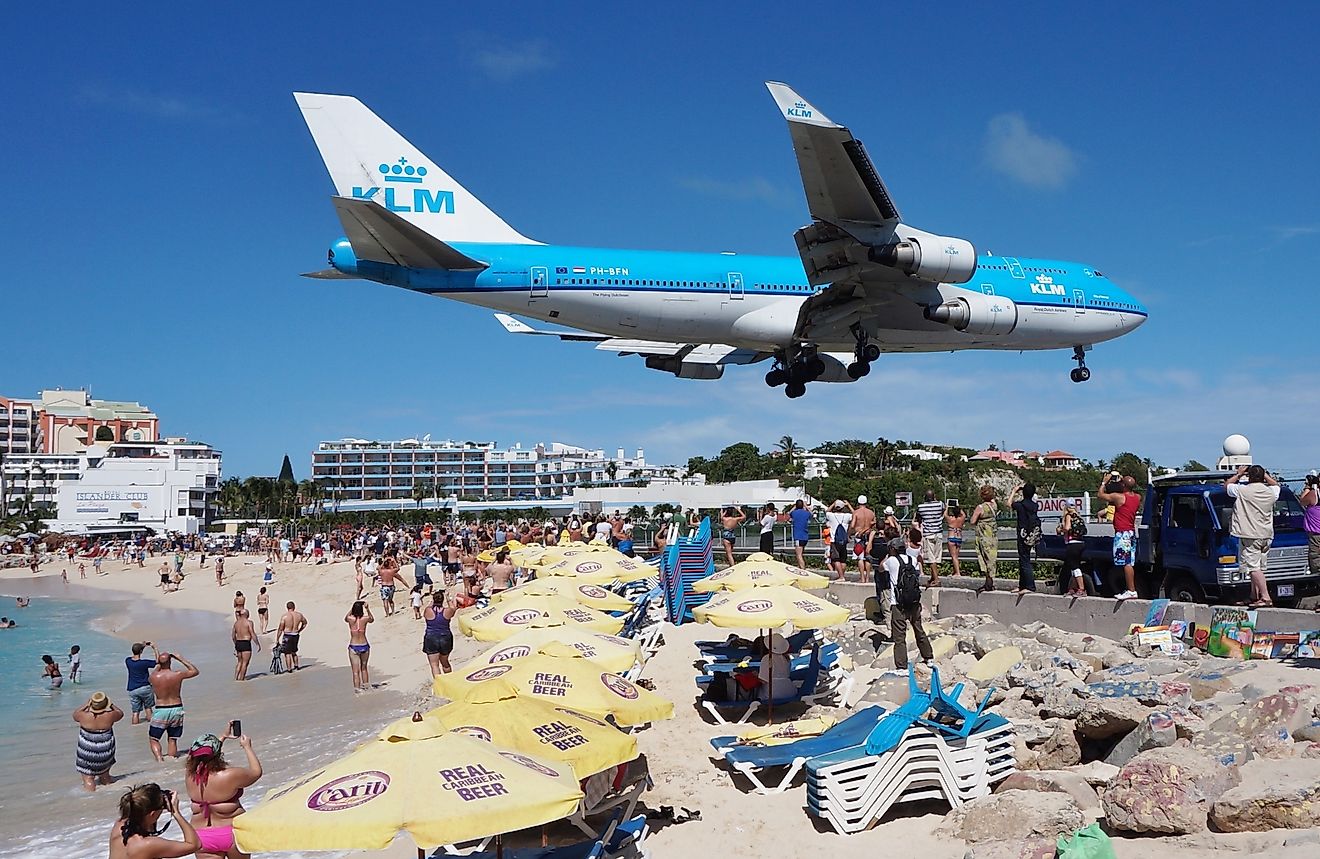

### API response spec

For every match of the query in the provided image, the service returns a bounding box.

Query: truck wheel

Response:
[1164,573,1205,604]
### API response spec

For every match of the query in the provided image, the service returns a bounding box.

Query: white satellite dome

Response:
[1223,434,1251,457]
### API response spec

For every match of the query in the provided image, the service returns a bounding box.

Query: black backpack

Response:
[895,554,922,607]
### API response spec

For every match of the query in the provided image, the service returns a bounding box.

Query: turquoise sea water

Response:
[0,582,410,858]
[0,593,130,791]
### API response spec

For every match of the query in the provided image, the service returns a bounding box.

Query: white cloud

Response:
[984,112,1077,189]
[1270,224,1320,242]
[677,176,794,208]
[78,84,238,123]
[470,40,555,81]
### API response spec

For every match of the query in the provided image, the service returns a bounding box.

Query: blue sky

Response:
[4,3,1318,476]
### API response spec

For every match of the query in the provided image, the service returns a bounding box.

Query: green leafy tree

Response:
[1183,459,1209,471]
[1109,452,1147,485]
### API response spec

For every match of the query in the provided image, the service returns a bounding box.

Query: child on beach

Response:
[263,558,275,585]
[410,584,424,619]
[78,562,86,579]
[62,568,69,583]
[68,645,82,683]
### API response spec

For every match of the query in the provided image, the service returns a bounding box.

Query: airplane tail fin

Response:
[294,93,538,246]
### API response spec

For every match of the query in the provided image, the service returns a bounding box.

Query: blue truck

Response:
[1036,471,1316,605]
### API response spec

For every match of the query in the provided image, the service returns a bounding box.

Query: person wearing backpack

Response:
[866,527,897,629]
[1009,483,1041,594]
[1059,503,1088,596]
[883,538,933,670]
[823,500,853,581]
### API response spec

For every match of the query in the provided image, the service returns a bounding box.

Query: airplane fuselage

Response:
[333,239,1147,353]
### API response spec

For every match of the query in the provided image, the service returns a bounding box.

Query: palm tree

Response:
[411,480,428,510]
[219,477,244,519]
[604,461,619,483]
[775,435,800,467]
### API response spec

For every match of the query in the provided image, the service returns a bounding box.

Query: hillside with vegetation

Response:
[687,437,1173,513]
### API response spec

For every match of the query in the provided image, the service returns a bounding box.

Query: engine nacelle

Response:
[870,232,977,283]
[645,356,724,380]
[924,293,1019,335]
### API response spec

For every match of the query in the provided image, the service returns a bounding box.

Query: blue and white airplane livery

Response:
[296,84,1146,397]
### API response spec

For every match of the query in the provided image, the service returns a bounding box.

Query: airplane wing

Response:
[494,315,765,368]
[766,83,979,344]
[331,197,489,271]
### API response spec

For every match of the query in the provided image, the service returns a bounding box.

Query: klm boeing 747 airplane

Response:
[296,84,1146,398]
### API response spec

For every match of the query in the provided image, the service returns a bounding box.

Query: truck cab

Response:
[1038,471,1315,604]
[1143,472,1314,605]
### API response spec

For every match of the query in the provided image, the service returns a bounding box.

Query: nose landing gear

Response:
[1070,346,1091,383]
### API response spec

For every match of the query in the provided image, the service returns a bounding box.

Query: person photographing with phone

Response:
[185,726,263,859]
[108,782,200,859]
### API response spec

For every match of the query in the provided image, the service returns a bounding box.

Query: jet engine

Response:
[924,293,1018,335]
[869,233,977,283]
[645,356,724,380]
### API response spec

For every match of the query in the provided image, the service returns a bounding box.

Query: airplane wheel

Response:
[862,344,881,362]
[1078,367,1091,382]
[766,368,787,387]
[785,382,807,399]
[806,357,826,380]
[847,361,870,379]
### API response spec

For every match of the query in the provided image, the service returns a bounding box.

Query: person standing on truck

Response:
[1224,464,1280,608]
[1098,474,1142,601]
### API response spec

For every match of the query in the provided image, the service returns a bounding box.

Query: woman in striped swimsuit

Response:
[73,691,123,791]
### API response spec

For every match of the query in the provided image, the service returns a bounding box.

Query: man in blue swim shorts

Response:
[147,650,198,760]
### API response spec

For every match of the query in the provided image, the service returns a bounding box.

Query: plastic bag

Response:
[1056,823,1116,859]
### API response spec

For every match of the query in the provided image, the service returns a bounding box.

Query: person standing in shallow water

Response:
[73,691,122,791]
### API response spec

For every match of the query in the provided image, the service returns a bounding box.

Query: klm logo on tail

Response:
[352,157,455,214]
[787,100,813,119]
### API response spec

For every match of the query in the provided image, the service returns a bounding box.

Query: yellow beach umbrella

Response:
[464,623,643,673]
[692,555,831,593]
[456,595,624,641]
[692,585,849,630]
[538,555,654,584]
[232,732,583,852]
[433,653,673,726]
[380,698,638,779]
[493,577,634,612]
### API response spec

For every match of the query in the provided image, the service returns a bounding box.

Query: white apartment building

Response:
[800,452,862,480]
[311,438,680,509]
[33,439,223,535]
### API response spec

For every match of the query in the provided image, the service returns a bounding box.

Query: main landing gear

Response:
[765,350,826,399]
[1070,345,1092,383]
[847,327,880,380]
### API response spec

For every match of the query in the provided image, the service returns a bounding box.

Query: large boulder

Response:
[1065,761,1120,787]
[1041,688,1087,720]
[970,646,1025,683]
[1208,693,1308,738]
[1076,696,1155,740]
[973,624,1015,657]
[1030,721,1082,770]
[997,770,1103,824]
[1101,745,1242,834]
[1210,759,1320,832]
[944,789,1085,843]
[1105,711,1178,766]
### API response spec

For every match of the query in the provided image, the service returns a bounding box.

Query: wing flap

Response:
[331,197,488,271]
[766,82,901,226]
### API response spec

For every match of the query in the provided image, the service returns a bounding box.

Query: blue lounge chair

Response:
[699,648,827,725]
[694,629,815,660]
[432,813,649,859]
[707,705,888,793]
[864,665,997,756]
[697,642,841,675]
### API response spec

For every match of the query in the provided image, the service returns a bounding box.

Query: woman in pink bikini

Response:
[345,600,375,692]
[185,731,262,859]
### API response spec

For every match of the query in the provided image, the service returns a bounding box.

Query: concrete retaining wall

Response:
[828,579,1320,638]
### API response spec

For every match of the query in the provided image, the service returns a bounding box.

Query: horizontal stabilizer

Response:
[301,268,357,280]
[332,197,488,271]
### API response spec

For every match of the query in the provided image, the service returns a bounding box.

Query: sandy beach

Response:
[6,553,1318,859]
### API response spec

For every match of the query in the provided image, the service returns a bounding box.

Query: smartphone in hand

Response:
[230,719,241,737]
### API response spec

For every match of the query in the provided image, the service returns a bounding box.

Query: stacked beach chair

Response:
[660,517,714,624]
[804,667,1016,834]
